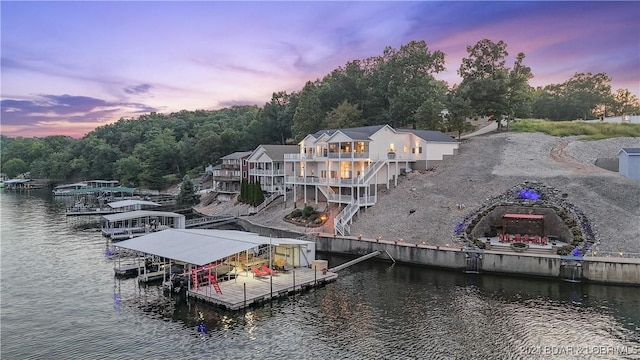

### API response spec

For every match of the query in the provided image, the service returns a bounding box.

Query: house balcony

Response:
[213,175,241,182]
[220,164,241,170]
[249,169,285,176]
[284,152,370,161]
[285,176,363,186]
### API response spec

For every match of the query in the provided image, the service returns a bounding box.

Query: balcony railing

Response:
[284,152,370,160]
[327,152,369,159]
[286,176,365,186]
[249,169,285,176]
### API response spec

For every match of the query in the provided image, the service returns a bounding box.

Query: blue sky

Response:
[1,1,638,137]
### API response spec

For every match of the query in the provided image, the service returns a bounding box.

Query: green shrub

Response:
[290,209,302,218]
[557,244,575,256]
[302,205,315,218]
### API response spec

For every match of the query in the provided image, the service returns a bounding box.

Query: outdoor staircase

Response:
[210,278,222,294]
[332,159,390,236]
[359,159,387,184]
[191,269,199,291]
[248,192,281,215]
[334,201,359,236]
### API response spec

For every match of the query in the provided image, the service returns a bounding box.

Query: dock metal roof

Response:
[113,229,314,266]
[107,200,161,209]
[102,210,184,222]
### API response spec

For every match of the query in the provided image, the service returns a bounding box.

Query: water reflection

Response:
[2,191,639,360]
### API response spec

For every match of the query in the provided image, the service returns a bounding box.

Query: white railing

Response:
[248,192,281,215]
[334,202,359,236]
[286,176,364,186]
[285,152,370,160]
[317,185,335,200]
[360,159,387,184]
[249,169,285,176]
[327,152,369,159]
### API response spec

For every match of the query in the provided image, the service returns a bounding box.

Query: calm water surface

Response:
[1,191,639,359]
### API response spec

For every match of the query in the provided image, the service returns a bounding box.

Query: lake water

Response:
[1,191,639,359]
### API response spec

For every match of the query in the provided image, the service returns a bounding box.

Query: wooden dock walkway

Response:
[187,267,337,310]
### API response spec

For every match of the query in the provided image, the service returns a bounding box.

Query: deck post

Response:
[243,283,247,309]
[269,236,273,301]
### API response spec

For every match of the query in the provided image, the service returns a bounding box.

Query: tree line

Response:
[2,39,638,189]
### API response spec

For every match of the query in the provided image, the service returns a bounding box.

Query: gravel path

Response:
[201,132,640,253]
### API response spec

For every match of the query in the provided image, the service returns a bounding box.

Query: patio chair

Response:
[262,265,278,275]
[252,267,268,277]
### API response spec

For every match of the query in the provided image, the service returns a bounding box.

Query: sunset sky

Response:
[1,1,639,138]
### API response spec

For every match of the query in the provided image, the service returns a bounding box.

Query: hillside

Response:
[199,132,640,254]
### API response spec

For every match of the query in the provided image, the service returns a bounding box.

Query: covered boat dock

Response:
[101,210,185,240]
[113,229,337,310]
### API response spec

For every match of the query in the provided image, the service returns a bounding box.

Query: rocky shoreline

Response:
[197,132,640,254]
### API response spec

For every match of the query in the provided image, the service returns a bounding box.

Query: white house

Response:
[618,148,640,180]
[247,145,299,194]
[283,124,459,235]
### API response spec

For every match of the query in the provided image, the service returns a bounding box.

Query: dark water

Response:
[1,191,639,360]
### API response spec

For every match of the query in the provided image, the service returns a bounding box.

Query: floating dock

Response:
[186,267,338,310]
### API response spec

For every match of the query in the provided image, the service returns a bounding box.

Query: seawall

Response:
[236,218,640,286]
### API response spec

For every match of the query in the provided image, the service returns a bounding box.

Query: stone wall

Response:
[472,205,572,242]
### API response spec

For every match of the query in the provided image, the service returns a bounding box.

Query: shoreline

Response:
[236,216,640,286]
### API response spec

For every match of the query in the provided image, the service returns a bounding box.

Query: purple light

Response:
[519,189,540,200]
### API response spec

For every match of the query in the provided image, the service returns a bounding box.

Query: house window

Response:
[291,163,294,171]
[418,147,423,154]
[321,170,327,178]
[242,171,247,178]
[243,159,247,166]
[403,145,409,153]
[330,171,337,178]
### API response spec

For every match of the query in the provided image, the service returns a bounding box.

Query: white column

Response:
[395,161,399,187]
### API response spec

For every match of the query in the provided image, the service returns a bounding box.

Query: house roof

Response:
[67,186,135,195]
[4,179,31,184]
[618,148,640,156]
[255,144,300,161]
[312,125,387,140]
[400,129,459,143]
[102,210,185,222]
[113,229,314,266]
[221,151,253,160]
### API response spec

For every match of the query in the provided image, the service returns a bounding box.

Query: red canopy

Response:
[503,213,544,220]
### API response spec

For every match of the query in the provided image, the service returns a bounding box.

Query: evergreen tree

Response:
[177,175,200,206]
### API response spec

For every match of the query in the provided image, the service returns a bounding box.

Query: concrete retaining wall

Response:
[232,219,640,285]
[314,234,640,285]
[583,257,640,284]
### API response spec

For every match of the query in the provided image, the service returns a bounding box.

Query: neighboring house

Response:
[212,151,252,194]
[284,124,459,235]
[618,148,640,180]
[247,145,299,194]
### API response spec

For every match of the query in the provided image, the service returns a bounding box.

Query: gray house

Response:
[618,148,640,180]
